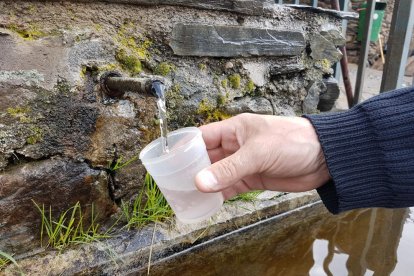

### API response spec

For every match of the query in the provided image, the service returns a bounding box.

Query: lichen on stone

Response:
[7,23,46,40]
[198,63,207,71]
[7,106,34,123]
[165,83,185,125]
[315,58,333,74]
[26,126,43,145]
[54,78,72,95]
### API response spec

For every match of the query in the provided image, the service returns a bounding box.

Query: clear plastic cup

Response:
[139,127,224,224]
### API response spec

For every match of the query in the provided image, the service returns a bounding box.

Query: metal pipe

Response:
[105,77,151,95]
[339,46,354,108]
[100,71,165,98]
[353,0,375,106]
[331,0,354,108]
[380,0,414,93]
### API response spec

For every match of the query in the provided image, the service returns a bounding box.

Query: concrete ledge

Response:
[4,191,321,275]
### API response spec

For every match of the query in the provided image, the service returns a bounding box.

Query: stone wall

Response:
[0,0,346,254]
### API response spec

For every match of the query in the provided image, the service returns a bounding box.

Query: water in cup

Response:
[140,84,223,223]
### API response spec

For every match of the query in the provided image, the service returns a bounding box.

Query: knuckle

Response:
[217,158,239,180]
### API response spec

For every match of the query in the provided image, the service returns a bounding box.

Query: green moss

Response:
[245,79,256,94]
[98,63,118,72]
[117,23,152,60]
[7,106,34,123]
[221,79,228,89]
[80,66,87,79]
[198,63,207,71]
[228,74,241,89]
[8,23,46,40]
[197,99,231,123]
[26,126,43,145]
[216,94,227,106]
[7,106,30,117]
[116,49,142,74]
[166,84,184,110]
[154,62,176,76]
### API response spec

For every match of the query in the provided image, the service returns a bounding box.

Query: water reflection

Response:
[138,204,413,276]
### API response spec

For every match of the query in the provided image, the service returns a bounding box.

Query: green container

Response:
[357,2,387,42]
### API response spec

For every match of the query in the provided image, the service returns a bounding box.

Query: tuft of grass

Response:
[33,201,111,251]
[227,191,262,202]
[122,173,173,229]
[0,251,23,275]
[109,155,139,172]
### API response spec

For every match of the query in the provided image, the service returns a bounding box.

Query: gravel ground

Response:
[335,63,413,110]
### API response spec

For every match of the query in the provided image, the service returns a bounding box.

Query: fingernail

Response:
[197,169,218,190]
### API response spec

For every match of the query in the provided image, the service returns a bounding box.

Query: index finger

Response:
[199,121,227,150]
[199,117,238,150]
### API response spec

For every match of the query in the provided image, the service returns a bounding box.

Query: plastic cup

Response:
[139,127,224,224]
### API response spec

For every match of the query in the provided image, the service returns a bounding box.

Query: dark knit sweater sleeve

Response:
[303,86,414,214]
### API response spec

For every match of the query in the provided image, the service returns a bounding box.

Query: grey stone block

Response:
[223,97,273,115]
[45,0,270,15]
[170,24,306,57]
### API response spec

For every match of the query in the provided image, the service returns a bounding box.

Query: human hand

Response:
[195,113,331,200]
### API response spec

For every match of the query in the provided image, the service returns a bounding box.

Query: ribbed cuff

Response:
[303,107,391,214]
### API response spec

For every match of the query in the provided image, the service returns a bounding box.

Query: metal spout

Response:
[100,71,166,98]
[150,80,166,99]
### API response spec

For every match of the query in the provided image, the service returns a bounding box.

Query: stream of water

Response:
[152,80,169,154]
[156,97,169,154]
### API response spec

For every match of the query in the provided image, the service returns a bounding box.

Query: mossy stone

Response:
[115,49,142,74]
[228,74,241,89]
[154,62,176,76]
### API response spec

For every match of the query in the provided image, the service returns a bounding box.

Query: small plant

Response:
[122,173,173,229]
[0,251,23,275]
[227,191,262,202]
[109,155,139,172]
[33,201,111,251]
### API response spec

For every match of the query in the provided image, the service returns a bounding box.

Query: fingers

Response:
[195,145,257,193]
[199,116,240,150]
[199,121,227,150]
[207,147,226,163]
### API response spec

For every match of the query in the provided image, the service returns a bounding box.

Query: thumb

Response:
[195,146,256,192]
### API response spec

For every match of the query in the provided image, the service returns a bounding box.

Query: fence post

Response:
[380,0,414,93]
[353,0,375,105]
